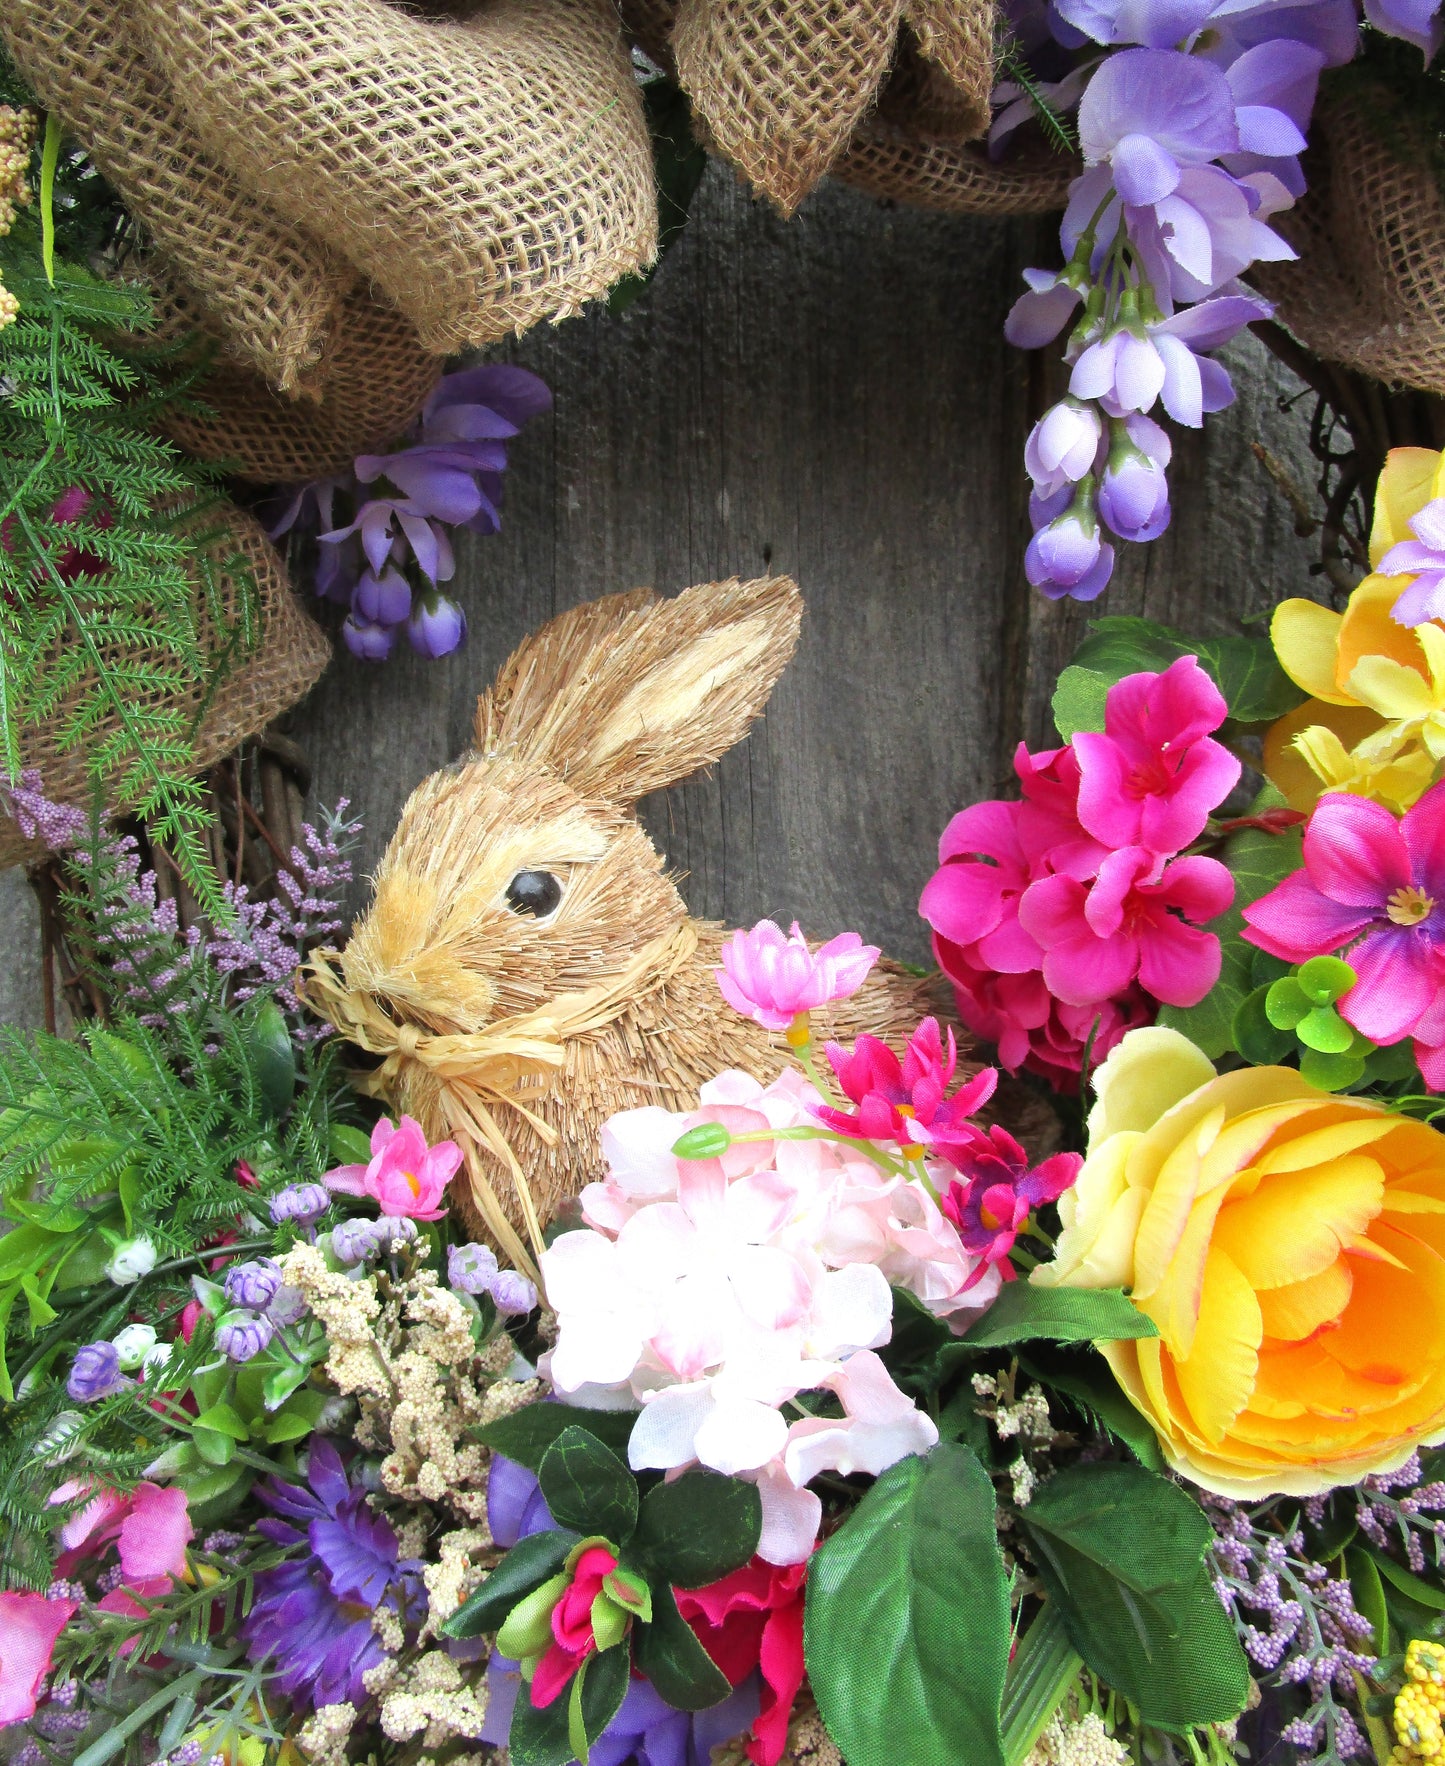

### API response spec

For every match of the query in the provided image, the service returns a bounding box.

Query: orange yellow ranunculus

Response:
[1033,1026,1445,1498]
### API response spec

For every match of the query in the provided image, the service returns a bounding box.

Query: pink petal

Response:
[1151,854,1234,923]
[322,1163,369,1197]
[1084,848,1155,939]
[1402,780,1445,898]
[0,1593,76,1724]
[1137,740,1241,854]
[1303,795,1409,907]
[1339,928,1438,1043]
[1135,917,1221,1006]
[1073,733,1142,849]
[919,861,1009,946]
[1016,874,1088,948]
[1042,931,1140,1007]
[117,1484,192,1583]
[1241,870,1376,962]
[938,799,1027,867]
[973,911,1045,974]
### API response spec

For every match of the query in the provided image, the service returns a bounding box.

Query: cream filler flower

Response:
[540,1068,999,1563]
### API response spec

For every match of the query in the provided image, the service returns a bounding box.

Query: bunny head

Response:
[331,574,802,1039]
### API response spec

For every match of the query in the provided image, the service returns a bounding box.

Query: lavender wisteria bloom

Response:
[490,1270,539,1316]
[1098,413,1171,541]
[1363,0,1442,57]
[1026,489,1116,600]
[1379,497,1445,627]
[274,364,550,662]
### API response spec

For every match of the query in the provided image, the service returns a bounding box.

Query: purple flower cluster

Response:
[242,1437,424,1709]
[217,1257,307,1361]
[1305,1452,1445,1578]
[1209,1498,1375,1763]
[447,1242,538,1315]
[1000,0,1357,599]
[271,365,551,663]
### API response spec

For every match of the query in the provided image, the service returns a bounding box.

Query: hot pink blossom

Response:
[0,1593,76,1726]
[939,1128,1082,1288]
[941,955,1152,1091]
[1242,783,1445,1059]
[676,1556,807,1766]
[817,1018,997,1151]
[1072,655,1240,855]
[323,1114,462,1219]
[530,1544,619,1709]
[1018,847,1233,1007]
[716,920,879,1031]
[53,1480,192,1586]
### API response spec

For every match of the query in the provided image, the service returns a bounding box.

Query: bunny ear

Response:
[476,575,803,803]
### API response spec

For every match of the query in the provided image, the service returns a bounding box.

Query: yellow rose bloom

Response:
[1034,1027,1445,1498]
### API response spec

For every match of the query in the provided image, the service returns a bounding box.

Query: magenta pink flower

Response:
[1242,783,1445,1051]
[817,1018,997,1149]
[1073,656,1241,855]
[324,1115,463,1220]
[530,1543,620,1709]
[940,1128,1082,1289]
[943,956,1152,1092]
[0,1592,76,1725]
[717,920,879,1032]
[1017,847,1233,1008]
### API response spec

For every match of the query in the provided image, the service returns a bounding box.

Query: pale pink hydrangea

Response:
[540,1069,999,1565]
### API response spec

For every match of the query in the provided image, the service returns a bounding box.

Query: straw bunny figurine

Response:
[304,575,1006,1276]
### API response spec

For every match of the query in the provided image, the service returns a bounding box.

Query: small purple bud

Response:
[1098,448,1171,542]
[68,1341,127,1403]
[448,1242,500,1296]
[353,566,412,626]
[216,1311,275,1362]
[406,592,466,659]
[1025,509,1102,589]
[224,1257,284,1312]
[342,613,396,662]
[490,1270,538,1316]
[1025,400,1103,492]
[331,1218,382,1265]
[376,1215,420,1251]
[270,1183,331,1226]
[265,1283,307,1328]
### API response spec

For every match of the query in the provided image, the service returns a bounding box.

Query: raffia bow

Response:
[298,922,699,1284]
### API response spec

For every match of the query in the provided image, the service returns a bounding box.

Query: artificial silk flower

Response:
[1263,697,1436,817]
[0,1592,77,1725]
[716,919,879,1032]
[675,1557,807,1766]
[1036,1026,1445,1497]
[940,1128,1083,1287]
[323,1114,463,1220]
[816,1017,997,1153]
[1242,782,1445,1057]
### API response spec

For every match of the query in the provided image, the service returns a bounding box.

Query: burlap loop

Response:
[0,0,348,392]
[0,505,330,869]
[1254,90,1445,398]
[836,116,1078,214]
[130,0,658,355]
[151,271,445,484]
[300,922,701,1279]
[663,0,995,215]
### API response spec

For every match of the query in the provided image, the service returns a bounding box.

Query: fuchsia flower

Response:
[940,962,1152,1092]
[0,1593,76,1726]
[1242,782,1445,1073]
[323,1114,463,1220]
[676,1557,807,1766]
[1018,847,1234,1008]
[717,920,879,1032]
[940,1128,1082,1289]
[1072,655,1241,853]
[816,1018,997,1150]
[531,1544,621,1709]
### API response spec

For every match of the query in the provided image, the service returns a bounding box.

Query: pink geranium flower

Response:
[1018,847,1233,1008]
[1073,655,1241,855]
[943,956,1152,1091]
[717,920,879,1032]
[940,1128,1082,1288]
[676,1556,807,1766]
[0,1592,77,1725]
[323,1115,463,1219]
[816,1018,997,1150]
[1242,782,1445,1052]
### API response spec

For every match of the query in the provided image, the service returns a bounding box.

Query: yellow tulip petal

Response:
[1371,447,1442,564]
[1199,1103,1331,1195]
[1143,1174,1239,1357]
[1347,653,1439,720]
[1255,1113,1395,1175]
[1033,1132,1138,1288]
[1086,1027,1215,1146]
[1257,1257,1353,1342]
[1171,1247,1261,1444]
[1132,1105,1222,1303]
[1339,574,1435,683]
[1272,599,1350,702]
[1263,700,1393,812]
[1212,1155,1385,1288]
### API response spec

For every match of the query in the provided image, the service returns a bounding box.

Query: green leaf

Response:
[1000,1604,1083,1766]
[805,1445,1011,1766]
[1191,632,1306,725]
[539,1427,639,1546]
[1017,1462,1248,1731]
[262,1360,311,1411]
[1299,1048,1367,1092]
[957,1283,1157,1351]
[633,1583,732,1711]
[191,1402,250,1441]
[1298,955,1356,1005]
[567,1645,631,1766]
[477,1402,637,1473]
[1297,1004,1354,1053]
[497,1574,571,1660]
[442,1528,581,1639]
[247,1000,296,1120]
[1265,977,1312,1030]
[1051,667,1114,740]
[1232,987,1295,1066]
[1374,1553,1445,1612]
[192,1426,235,1467]
[1069,616,1184,679]
[0,1223,61,1281]
[670,1122,732,1160]
[1347,1547,1390,1655]
[633,1470,762,1588]
[509,1674,575,1766]
[328,1124,373,1166]
[1017,1346,1166,1471]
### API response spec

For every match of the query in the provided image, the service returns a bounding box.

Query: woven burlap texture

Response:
[131,0,658,355]
[0,0,348,392]
[0,506,330,869]
[1255,92,1445,397]
[152,270,444,484]
[669,0,994,216]
[837,117,1077,213]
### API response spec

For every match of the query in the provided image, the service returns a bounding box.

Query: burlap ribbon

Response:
[299,922,699,1282]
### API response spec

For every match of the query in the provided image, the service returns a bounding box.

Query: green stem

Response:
[39,114,61,287]
[71,1667,209,1766]
[1000,1603,1083,1766]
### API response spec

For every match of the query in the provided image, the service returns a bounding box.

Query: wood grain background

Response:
[0,162,1325,1018]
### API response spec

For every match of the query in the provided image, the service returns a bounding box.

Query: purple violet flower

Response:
[224,1258,284,1312]
[1379,497,1445,627]
[406,592,467,660]
[342,613,397,663]
[243,1438,424,1710]
[216,1311,275,1362]
[67,1341,127,1403]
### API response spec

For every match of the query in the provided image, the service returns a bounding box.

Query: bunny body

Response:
[305,576,995,1269]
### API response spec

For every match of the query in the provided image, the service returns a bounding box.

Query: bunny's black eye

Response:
[505,870,562,918]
